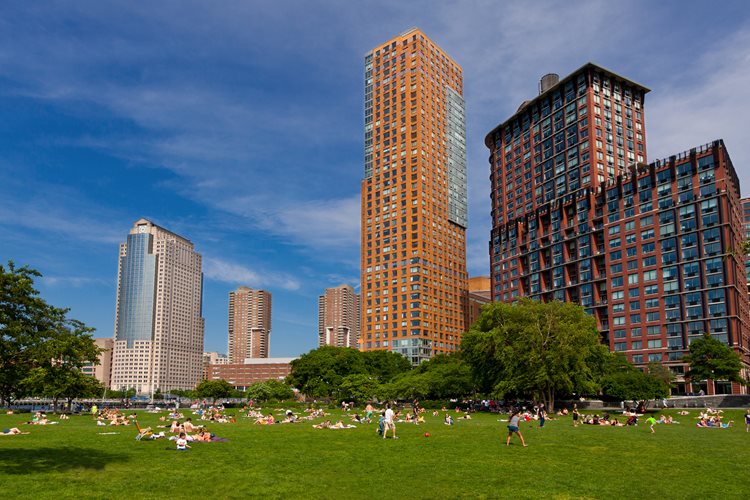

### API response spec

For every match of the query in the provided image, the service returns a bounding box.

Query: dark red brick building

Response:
[486,63,749,395]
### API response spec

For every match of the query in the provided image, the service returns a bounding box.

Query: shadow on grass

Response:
[0,447,129,475]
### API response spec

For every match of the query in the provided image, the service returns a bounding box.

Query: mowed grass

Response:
[1,408,749,499]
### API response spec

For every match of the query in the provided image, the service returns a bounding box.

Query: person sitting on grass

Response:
[444,413,454,426]
[1,427,29,435]
[176,432,191,451]
[59,413,69,420]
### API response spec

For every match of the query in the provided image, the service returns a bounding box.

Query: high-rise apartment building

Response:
[318,284,360,347]
[741,198,750,295]
[228,286,271,362]
[361,28,468,364]
[110,219,204,394]
[486,64,749,394]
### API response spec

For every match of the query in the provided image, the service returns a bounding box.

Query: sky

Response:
[1,0,749,357]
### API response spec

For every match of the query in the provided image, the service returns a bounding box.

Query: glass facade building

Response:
[111,219,205,394]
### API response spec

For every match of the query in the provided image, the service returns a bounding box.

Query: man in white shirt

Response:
[384,404,397,439]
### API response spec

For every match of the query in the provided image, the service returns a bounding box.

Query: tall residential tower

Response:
[318,284,360,348]
[228,286,272,362]
[110,219,204,393]
[361,28,468,364]
[486,65,749,394]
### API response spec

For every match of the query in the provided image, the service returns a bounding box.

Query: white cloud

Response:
[40,275,111,288]
[202,256,300,291]
[647,28,750,195]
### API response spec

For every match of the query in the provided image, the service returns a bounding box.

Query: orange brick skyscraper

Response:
[360,28,468,364]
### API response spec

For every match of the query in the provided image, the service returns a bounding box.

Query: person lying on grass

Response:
[1,427,29,435]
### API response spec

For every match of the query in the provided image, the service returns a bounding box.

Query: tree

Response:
[360,350,412,382]
[287,346,368,398]
[338,374,380,402]
[684,333,743,387]
[646,361,675,389]
[417,354,474,400]
[246,380,294,402]
[195,379,234,404]
[461,299,609,410]
[600,355,670,405]
[0,261,101,405]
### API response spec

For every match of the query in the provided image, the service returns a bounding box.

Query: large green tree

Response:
[360,349,412,382]
[0,261,101,405]
[461,299,609,410]
[683,333,743,386]
[600,355,670,405]
[246,380,295,402]
[195,379,234,404]
[287,346,368,398]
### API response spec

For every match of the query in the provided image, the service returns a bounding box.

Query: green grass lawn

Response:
[1,407,748,499]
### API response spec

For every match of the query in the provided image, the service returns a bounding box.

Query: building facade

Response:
[205,358,296,391]
[228,286,272,362]
[360,28,468,364]
[742,198,750,296]
[486,64,749,394]
[81,337,114,388]
[465,276,492,329]
[318,284,360,348]
[110,219,205,394]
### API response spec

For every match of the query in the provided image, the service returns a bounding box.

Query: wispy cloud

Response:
[203,256,300,291]
[0,195,123,245]
[40,275,111,288]
[647,28,750,195]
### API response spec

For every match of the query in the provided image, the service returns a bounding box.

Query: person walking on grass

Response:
[572,404,579,427]
[646,415,657,433]
[538,404,547,429]
[506,409,527,447]
[384,404,397,439]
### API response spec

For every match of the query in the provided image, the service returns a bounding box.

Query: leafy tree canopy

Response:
[195,379,234,403]
[461,299,609,409]
[0,261,101,405]
[684,333,743,383]
[246,379,294,402]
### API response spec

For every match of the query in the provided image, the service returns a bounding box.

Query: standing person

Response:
[538,404,547,429]
[506,409,527,447]
[384,404,397,439]
[365,403,374,421]
[744,409,750,433]
[646,415,657,433]
[572,404,579,427]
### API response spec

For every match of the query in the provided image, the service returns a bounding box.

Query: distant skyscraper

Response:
[228,286,271,362]
[360,28,468,364]
[318,284,360,348]
[110,219,204,394]
[465,276,492,329]
[81,337,114,389]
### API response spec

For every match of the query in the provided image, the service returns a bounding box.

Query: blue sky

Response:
[1,1,749,357]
